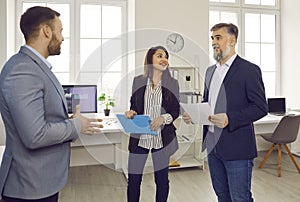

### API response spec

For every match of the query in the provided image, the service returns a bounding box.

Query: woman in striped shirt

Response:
[125,46,180,202]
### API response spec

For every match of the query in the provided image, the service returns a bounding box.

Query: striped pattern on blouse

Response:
[138,79,173,149]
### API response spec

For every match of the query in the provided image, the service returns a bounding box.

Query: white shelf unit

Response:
[169,66,204,169]
[171,117,204,169]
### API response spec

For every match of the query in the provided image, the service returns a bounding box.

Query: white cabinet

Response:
[70,131,123,168]
[70,115,123,168]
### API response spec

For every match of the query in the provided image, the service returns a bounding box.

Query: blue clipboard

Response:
[116,114,157,135]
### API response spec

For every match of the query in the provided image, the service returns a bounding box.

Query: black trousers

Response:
[127,146,170,202]
[2,193,58,202]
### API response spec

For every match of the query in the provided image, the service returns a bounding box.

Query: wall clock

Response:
[166,33,184,52]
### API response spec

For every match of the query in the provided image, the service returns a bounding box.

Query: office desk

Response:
[70,114,123,168]
[254,114,282,134]
[0,115,123,169]
[254,114,282,151]
[69,113,300,168]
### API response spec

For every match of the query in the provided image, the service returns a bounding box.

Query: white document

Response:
[180,102,212,125]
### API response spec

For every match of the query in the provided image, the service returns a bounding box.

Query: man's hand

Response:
[125,110,137,119]
[208,113,228,128]
[71,105,103,135]
[182,112,192,124]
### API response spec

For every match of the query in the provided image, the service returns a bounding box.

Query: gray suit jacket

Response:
[0,46,80,199]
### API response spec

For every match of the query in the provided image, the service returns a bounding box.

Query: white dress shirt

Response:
[208,54,237,132]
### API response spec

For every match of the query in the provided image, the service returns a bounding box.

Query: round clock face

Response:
[166,33,184,52]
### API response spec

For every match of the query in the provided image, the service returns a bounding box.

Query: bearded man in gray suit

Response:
[0,6,102,202]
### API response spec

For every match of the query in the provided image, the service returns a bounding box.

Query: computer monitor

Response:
[267,98,286,114]
[62,85,97,113]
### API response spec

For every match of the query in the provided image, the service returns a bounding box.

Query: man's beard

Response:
[48,34,61,56]
[213,43,230,63]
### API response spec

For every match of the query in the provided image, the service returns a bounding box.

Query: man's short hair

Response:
[20,6,60,42]
[210,23,239,40]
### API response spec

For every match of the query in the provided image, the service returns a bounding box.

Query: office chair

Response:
[258,114,300,177]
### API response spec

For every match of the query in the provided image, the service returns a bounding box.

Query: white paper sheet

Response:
[180,102,212,125]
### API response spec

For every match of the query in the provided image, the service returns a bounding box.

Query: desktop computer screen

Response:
[62,85,97,113]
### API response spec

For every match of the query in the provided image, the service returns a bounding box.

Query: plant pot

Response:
[104,109,110,116]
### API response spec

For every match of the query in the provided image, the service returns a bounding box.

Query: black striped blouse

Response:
[138,79,173,149]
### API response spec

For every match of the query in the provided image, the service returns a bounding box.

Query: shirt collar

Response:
[24,45,52,69]
[216,53,237,68]
[147,78,162,86]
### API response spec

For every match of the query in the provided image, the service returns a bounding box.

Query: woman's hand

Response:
[150,116,165,131]
[125,110,137,119]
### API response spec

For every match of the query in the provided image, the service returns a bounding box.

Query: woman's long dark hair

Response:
[143,46,169,83]
[143,46,177,103]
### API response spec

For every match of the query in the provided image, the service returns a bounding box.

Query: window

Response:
[244,0,276,7]
[17,1,71,82]
[210,0,237,3]
[209,0,280,97]
[209,8,239,63]
[16,0,127,112]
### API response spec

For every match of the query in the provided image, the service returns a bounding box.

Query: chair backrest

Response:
[271,114,300,144]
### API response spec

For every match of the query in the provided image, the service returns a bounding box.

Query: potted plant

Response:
[98,93,115,116]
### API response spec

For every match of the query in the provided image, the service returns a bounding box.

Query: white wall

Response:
[134,0,209,88]
[0,0,7,68]
[281,0,300,109]
[0,0,15,68]
[0,1,16,145]
[4,1,300,144]
[0,0,7,145]
[0,1,210,146]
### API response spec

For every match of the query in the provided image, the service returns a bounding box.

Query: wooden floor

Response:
[59,151,300,202]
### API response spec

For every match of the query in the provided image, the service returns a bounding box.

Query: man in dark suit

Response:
[184,23,268,201]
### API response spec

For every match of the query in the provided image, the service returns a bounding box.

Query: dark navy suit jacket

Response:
[203,55,268,160]
[128,72,180,156]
